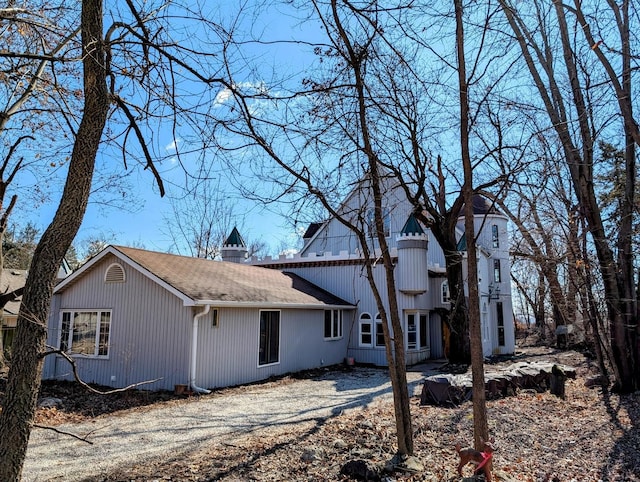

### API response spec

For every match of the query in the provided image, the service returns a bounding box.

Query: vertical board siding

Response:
[45,253,353,392]
[195,308,349,389]
[45,254,191,391]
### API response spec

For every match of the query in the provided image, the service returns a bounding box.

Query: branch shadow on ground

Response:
[600,388,640,480]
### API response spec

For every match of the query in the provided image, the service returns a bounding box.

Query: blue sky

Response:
[21,2,322,258]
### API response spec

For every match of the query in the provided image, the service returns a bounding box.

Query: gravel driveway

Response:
[23,365,437,481]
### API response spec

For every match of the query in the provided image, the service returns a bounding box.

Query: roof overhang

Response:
[192,300,356,310]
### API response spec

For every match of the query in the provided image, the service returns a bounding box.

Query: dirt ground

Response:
[3,342,640,481]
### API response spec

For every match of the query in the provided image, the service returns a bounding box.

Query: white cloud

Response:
[214,88,233,107]
[165,138,181,152]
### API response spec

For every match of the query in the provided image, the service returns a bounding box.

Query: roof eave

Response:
[193,300,355,310]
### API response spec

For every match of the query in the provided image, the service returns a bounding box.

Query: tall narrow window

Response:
[493,259,501,283]
[419,314,428,348]
[375,313,385,347]
[491,224,499,248]
[324,310,343,339]
[497,302,505,346]
[359,313,373,347]
[407,313,417,350]
[259,310,280,366]
[60,312,71,352]
[441,281,451,304]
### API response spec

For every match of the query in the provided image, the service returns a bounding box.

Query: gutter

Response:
[190,304,211,394]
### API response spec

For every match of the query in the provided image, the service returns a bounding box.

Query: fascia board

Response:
[193,301,355,310]
[54,245,196,306]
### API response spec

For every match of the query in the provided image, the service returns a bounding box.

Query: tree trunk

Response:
[454,0,489,450]
[0,0,109,478]
[445,252,470,364]
[499,0,639,393]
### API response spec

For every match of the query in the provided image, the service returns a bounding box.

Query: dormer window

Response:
[104,263,126,283]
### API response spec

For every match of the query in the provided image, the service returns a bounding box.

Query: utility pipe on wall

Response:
[190,304,211,394]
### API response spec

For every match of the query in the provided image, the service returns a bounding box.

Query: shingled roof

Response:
[56,246,353,309]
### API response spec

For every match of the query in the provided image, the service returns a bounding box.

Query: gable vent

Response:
[104,263,126,283]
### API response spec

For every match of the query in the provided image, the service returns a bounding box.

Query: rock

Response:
[388,454,424,474]
[340,459,380,481]
[38,397,63,408]
[333,438,348,449]
[300,446,325,462]
[420,361,577,406]
[585,375,607,388]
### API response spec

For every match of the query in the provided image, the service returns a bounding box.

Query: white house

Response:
[42,245,354,392]
[248,177,515,365]
[42,176,514,392]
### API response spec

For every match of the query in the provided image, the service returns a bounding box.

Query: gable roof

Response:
[55,245,354,309]
[1,269,27,316]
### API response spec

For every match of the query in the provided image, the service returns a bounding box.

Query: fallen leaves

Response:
[18,347,640,481]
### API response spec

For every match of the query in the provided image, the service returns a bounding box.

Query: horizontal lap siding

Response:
[195,308,349,390]
[45,254,191,391]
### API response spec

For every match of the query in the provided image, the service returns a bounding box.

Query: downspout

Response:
[190,304,211,394]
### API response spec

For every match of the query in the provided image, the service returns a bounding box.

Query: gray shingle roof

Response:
[111,246,353,308]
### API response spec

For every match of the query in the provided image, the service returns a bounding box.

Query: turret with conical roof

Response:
[221,227,248,263]
[396,213,429,295]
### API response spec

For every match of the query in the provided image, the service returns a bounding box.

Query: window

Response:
[375,313,385,347]
[491,224,499,248]
[59,310,111,357]
[419,314,428,348]
[367,207,391,238]
[493,259,501,283]
[324,310,343,339]
[407,314,417,350]
[211,309,219,328]
[359,313,373,347]
[497,302,505,346]
[259,310,280,366]
[441,281,451,304]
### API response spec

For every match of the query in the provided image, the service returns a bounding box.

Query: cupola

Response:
[221,227,248,263]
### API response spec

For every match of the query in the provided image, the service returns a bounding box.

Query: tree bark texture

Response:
[454,0,490,450]
[499,0,639,393]
[329,0,414,455]
[0,0,109,479]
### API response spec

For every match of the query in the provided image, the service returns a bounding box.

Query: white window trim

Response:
[257,309,281,367]
[358,313,373,348]
[441,280,451,304]
[211,308,219,328]
[375,313,385,348]
[324,309,343,340]
[58,309,112,358]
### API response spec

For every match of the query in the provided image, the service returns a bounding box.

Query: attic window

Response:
[104,263,126,283]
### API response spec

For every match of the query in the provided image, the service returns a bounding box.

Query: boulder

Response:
[340,459,380,481]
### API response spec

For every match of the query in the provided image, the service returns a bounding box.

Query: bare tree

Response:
[163,178,243,259]
[497,0,639,392]
[453,0,490,454]
[0,0,235,477]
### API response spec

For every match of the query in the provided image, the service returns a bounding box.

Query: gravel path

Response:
[23,366,435,481]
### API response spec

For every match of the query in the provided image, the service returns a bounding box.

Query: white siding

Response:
[44,253,191,391]
[194,308,350,389]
